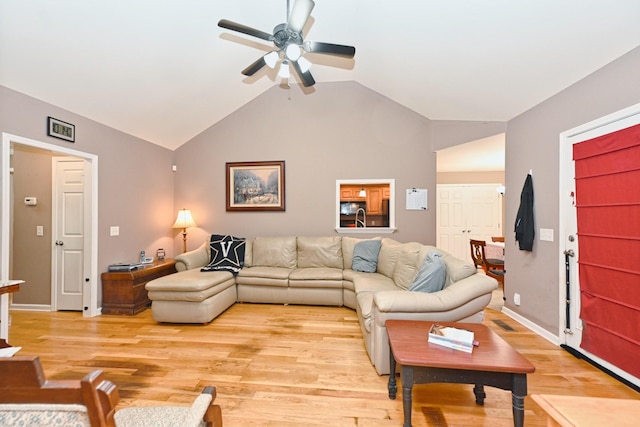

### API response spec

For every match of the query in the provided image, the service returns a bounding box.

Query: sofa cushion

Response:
[244,239,253,267]
[201,234,245,275]
[236,266,293,280]
[252,236,297,268]
[377,239,421,278]
[341,236,381,270]
[148,277,236,302]
[288,267,343,281]
[296,236,343,268]
[409,251,446,293]
[441,251,477,285]
[351,271,397,294]
[352,240,381,273]
[146,269,234,292]
[392,250,420,289]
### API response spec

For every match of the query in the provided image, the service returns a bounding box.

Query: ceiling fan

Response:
[218,0,356,87]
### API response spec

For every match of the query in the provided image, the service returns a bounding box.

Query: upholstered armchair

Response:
[0,356,222,427]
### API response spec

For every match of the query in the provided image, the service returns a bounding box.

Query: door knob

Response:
[55,240,64,246]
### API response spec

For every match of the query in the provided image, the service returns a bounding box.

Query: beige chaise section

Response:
[145,236,497,375]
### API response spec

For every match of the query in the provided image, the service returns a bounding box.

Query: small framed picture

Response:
[226,161,286,211]
[47,117,75,142]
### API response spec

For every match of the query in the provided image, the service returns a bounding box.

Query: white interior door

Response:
[437,184,502,261]
[53,157,85,311]
[436,186,467,260]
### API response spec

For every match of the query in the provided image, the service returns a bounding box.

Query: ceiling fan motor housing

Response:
[273,23,303,49]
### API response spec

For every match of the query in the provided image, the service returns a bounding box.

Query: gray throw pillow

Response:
[352,240,382,273]
[409,251,446,293]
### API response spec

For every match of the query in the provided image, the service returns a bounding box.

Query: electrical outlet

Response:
[514,293,521,306]
[110,226,120,236]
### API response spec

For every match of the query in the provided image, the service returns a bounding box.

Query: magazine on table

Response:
[428,324,476,353]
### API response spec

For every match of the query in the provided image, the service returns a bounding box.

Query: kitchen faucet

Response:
[355,208,366,228]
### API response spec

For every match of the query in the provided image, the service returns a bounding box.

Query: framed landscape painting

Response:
[226,161,286,211]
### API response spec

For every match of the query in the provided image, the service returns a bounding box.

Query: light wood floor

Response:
[7,298,639,426]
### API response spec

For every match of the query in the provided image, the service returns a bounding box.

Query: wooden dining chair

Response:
[0,356,222,427]
[469,239,505,289]
[491,236,505,242]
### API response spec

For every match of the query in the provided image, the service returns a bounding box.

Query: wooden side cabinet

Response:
[101,259,176,315]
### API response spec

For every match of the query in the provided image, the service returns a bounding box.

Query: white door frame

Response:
[1,133,99,317]
[559,102,640,386]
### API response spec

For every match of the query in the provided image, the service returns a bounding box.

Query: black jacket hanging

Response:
[514,173,535,251]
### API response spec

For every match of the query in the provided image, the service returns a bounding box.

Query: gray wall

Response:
[11,146,53,304]
[174,82,440,247]
[173,82,508,248]
[0,85,176,305]
[504,46,640,334]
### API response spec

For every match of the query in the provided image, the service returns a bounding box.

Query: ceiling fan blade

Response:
[218,19,273,42]
[242,56,267,76]
[292,60,315,87]
[304,41,355,58]
[288,0,315,33]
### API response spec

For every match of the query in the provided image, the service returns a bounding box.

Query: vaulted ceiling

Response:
[1,1,639,151]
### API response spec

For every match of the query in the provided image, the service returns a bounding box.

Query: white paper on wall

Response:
[406,188,427,210]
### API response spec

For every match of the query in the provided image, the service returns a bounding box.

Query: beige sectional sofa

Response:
[145,236,497,375]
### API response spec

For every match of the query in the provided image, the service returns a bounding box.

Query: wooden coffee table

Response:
[386,320,535,427]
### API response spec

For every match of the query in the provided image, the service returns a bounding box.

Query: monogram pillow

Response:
[201,234,246,275]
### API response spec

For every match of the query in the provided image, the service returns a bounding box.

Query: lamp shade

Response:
[172,209,197,229]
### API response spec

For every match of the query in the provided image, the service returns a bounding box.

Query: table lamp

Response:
[172,209,197,253]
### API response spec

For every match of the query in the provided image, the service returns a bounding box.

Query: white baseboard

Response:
[501,306,561,346]
[10,303,51,312]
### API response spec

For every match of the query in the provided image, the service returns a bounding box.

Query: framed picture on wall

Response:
[226,161,286,211]
[47,117,75,142]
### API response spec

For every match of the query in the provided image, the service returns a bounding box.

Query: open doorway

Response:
[435,133,506,261]
[1,133,99,317]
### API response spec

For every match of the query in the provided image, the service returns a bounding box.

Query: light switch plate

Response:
[540,228,554,241]
[36,225,44,236]
[110,226,120,236]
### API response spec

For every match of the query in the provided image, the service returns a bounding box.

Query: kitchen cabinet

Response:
[340,185,389,215]
[340,186,366,200]
[367,188,383,215]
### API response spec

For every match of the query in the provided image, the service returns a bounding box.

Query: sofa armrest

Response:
[174,243,209,271]
[373,273,497,313]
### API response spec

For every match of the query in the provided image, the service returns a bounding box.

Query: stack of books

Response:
[428,324,476,353]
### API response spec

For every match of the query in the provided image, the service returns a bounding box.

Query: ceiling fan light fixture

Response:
[264,51,280,68]
[297,56,312,73]
[278,61,291,78]
[285,43,301,61]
